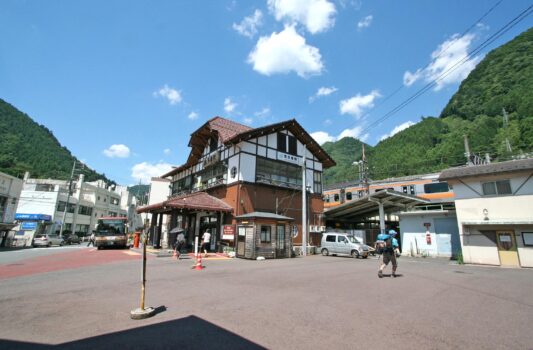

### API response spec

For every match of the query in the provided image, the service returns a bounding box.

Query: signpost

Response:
[130,229,155,320]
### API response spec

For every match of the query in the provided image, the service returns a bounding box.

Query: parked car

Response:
[320,232,369,258]
[63,234,81,245]
[32,234,65,247]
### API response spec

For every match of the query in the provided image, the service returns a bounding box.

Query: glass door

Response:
[276,225,286,257]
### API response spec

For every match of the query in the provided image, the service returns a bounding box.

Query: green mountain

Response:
[0,98,115,184]
[324,27,533,184]
[128,184,150,204]
[322,137,370,185]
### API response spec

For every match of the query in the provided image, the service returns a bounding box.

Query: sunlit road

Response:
[0,252,532,349]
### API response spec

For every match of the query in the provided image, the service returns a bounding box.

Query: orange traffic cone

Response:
[194,253,204,270]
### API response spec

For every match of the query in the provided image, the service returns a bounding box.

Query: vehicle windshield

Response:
[96,220,126,236]
[35,235,46,239]
[347,236,361,244]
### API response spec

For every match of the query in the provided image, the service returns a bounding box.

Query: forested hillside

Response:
[322,137,370,185]
[0,99,115,183]
[323,27,533,185]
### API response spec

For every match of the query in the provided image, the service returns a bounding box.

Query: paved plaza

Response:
[0,248,532,349]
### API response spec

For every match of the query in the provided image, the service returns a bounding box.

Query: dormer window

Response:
[209,136,218,153]
[277,132,297,155]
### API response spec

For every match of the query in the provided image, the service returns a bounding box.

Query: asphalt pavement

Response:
[0,251,532,349]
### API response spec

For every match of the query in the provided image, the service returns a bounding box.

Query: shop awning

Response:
[325,190,429,220]
[136,191,233,214]
[0,223,17,231]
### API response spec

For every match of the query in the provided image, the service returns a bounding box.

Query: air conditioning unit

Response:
[320,226,326,232]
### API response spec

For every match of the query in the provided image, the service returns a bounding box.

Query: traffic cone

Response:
[172,249,177,259]
[194,253,204,270]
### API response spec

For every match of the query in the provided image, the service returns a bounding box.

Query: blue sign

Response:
[21,222,38,230]
[14,213,52,221]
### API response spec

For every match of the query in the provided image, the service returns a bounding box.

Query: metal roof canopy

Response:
[325,190,429,220]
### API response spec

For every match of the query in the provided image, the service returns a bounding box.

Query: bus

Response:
[94,216,129,249]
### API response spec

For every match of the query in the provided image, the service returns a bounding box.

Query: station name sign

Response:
[222,225,235,240]
[277,152,301,165]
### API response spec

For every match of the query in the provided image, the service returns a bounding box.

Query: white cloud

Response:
[224,98,237,114]
[357,15,373,30]
[339,90,381,118]
[103,144,131,158]
[254,107,271,118]
[233,9,263,38]
[153,84,182,105]
[310,131,336,145]
[323,118,332,126]
[379,121,416,141]
[247,25,324,78]
[163,148,171,155]
[309,86,338,102]
[311,126,368,145]
[131,162,173,184]
[243,117,253,125]
[188,111,199,120]
[268,0,336,34]
[403,33,483,91]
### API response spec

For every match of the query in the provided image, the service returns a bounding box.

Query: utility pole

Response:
[361,144,369,195]
[502,108,512,153]
[301,144,307,257]
[59,161,77,237]
[464,135,473,166]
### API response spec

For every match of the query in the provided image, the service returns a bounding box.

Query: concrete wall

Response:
[0,172,23,224]
[399,211,459,257]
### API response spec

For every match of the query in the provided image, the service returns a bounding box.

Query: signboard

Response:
[292,225,299,238]
[21,222,38,230]
[277,152,301,165]
[222,225,235,240]
[14,213,52,221]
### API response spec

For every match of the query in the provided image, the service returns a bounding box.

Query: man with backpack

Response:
[375,229,400,278]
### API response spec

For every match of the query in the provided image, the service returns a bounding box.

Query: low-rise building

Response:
[439,158,533,267]
[0,171,23,247]
[15,173,133,245]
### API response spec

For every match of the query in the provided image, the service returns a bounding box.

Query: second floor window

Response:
[482,180,512,196]
[277,133,297,155]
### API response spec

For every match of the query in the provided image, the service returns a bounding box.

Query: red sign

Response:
[222,225,235,240]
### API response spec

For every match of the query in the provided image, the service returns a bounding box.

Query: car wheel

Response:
[321,248,329,256]
[48,242,52,247]
[351,250,359,258]
[362,255,368,259]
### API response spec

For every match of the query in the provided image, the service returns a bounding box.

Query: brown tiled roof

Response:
[136,191,233,214]
[208,116,252,143]
[160,117,336,177]
[439,158,533,181]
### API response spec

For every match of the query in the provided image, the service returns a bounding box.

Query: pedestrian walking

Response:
[201,229,211,258]
[174,231,186,260]
[87,232,95,247]
[376,229,400,278]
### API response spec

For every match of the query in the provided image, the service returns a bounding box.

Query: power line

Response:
[358,2,533,136]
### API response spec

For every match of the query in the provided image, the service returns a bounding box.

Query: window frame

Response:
[481,179,512,196]
[260,225,271,243]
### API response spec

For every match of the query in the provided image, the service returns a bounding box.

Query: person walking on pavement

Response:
[202,229,211,258]
[87,232,95,247]
[174,231,185,260]
[377,229,400,278]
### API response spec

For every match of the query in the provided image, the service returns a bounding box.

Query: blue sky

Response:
[1,0,531,185]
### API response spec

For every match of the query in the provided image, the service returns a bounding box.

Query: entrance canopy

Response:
[325,190,429,221]
[136,191,233,214]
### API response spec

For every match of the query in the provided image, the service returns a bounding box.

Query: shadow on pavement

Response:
[0,315,265,350]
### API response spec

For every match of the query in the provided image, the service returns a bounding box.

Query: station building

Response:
[137,117,335,259]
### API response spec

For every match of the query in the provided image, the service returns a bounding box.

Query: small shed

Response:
[235,212,294,259]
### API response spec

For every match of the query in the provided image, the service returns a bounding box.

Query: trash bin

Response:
[133,232,140,248]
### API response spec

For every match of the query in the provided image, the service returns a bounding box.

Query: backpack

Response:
[375,236,392,254]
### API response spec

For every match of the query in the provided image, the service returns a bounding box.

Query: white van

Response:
[320,233,369,258]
